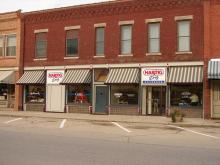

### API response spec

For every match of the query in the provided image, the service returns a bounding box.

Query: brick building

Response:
[16,0,220,118]
[0,11,22,111]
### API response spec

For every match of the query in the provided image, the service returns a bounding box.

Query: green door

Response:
[95,86,108,113]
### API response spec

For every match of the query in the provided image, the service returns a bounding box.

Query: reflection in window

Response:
[0,84,15,100]
[25,86,45,103]
[120,25,132,55]
[66,30,79,56]
[177,20,190,52]
[67,85,91,104]
[148,23,160,53]
[35,33,47,58]
[96,27,105,55]
[111,85,138,105]
[171,85,203,107]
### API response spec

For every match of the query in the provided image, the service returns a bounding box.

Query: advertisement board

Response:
[47,70,65,85]
[141,67,167,86]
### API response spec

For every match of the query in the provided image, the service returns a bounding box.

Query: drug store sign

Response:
[141,68,167,86]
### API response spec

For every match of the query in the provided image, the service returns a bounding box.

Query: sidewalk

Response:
[0,110,220,127]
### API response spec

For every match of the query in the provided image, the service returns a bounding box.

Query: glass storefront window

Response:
[67,85,91,104]
[111,85,138,105]
[171,85,203,108]
[0,84,15,100]
[25,85,45,103]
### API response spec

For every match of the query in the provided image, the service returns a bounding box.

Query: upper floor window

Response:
[35,33,47,58]
[177,20,190,52]
[0,36,3,57]
[120,25,132,55]
[66,30,79,57]
[6,35,16,56]
[148,23,160,53]
[95,27,105,56]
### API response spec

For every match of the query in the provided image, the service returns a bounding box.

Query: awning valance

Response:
[105,68,139,84]
[61,69,91,84]
[168,66,203,83]
[0,71,15,84]
[17,71,45,84]
[208,60,220,79]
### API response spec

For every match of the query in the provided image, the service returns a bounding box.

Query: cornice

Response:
[24,0,203,24]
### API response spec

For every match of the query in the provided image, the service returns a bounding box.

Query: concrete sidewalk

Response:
[0,110,220,127]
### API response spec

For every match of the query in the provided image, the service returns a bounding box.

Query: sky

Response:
[0,0,111,13]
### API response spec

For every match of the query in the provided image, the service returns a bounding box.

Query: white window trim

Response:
[93,55,105,58]
[94,23,106,28]
[175,51,192,55]
[34,29,49,33]
[118,54,133,57]
[64,25,81,31]
[33,58,47,61]
[119,20,134,25]
[175,15,193,21]
[145,18,163,23]
[64,56,79,60]
[146,52,162,56]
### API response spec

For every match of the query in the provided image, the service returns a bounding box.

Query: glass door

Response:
[151,87,166,115]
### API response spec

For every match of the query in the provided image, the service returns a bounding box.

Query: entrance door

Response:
[146,87,166,115]
[95,86,108,114]
[46,85,65,112]
[212,81,220,118]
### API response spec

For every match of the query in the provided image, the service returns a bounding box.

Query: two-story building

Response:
[0,11,22,111]
[17,0,205,118]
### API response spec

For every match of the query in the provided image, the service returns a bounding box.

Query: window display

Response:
[67,85,91,104]
[111,85,138,105]
[0,84,15,100]
[25,86,45,103]
[171,85,203,108]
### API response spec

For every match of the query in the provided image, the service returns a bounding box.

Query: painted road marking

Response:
[167,125,219,139]
[4,118,23,124]
[112,122,131,133]
[59,119,67,129]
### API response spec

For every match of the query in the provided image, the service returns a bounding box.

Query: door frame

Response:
[94,85,109,113]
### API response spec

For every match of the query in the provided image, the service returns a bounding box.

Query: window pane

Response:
[96,42,104,55]
[121,25,132,40]
[0,36,3,56]
[121,40,131,54]
[149,23,160,38]
[68,85,91,104]
[35,33,47,58]
[6,35,16,56]
[178,37,190,52]
[25,85,45,103]
[178,21,190,36]
[67,38,78,56]
[149,39,160,53]
[96,28,104,42]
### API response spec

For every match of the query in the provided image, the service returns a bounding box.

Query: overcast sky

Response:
[0,0,111,13]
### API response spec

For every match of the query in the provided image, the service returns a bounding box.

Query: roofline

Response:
[23,0,132,15]
[0,10,21,15]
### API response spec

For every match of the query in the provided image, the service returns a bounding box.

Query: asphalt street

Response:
[0,116,220,165]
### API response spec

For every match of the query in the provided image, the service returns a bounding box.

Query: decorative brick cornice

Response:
[24,0,203,24]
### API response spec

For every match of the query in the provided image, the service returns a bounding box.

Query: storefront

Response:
[105,68,140,115]
[61,69,92,113]
[0,71,16,109]
[17,70,46,111]
[208,60,220,118]
[141,67,167,116]
[167,66,204,118]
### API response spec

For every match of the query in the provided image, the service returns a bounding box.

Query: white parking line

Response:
[167,125,219,139]
[4,118,23,124]
[112,122,131,133]
[59,119,67,129]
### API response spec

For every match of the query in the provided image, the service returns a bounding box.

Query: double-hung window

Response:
[95,27,105,56]
[177,20,191,52]
[0,36,4,57]
[35,32,47,58]
[66,30,79,57]
[6,35,16,56]
[148,23,160,53]
[120,25,132,55]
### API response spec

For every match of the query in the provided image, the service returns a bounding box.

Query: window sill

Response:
[93,55,105,58]
[146,52,162,56]
[0,56,16,59]
[33,58,47,61]
[64,56,79,59]
[118,54,133,57]
[175,51,192,55]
